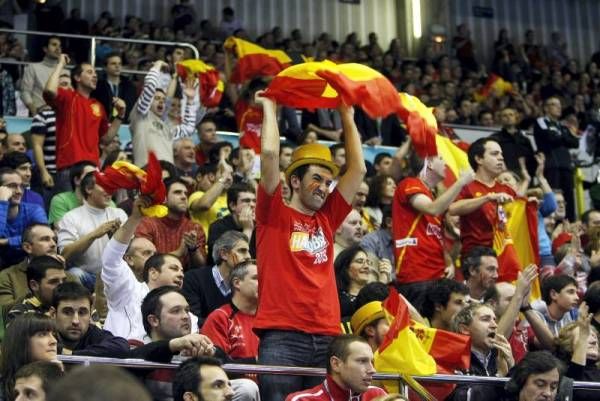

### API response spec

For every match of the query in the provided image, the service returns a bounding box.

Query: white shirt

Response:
[57,203,128,275]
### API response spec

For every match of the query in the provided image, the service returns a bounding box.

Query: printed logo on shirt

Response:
[395,238,417,248]
[91,103,102,117]
[426,223,443,240]
[244,123,262,137]
[289,226,329,264]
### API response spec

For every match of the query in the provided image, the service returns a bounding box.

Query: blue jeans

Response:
[258,330,332,401]
[68,268,96,292]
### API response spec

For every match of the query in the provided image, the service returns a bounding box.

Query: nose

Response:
[224,383,235,398]
[489,319,498,329]
[366,361,376,375]
[72,313,80,325]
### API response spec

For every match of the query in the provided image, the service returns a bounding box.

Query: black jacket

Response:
[491,129,536,177]
[181,266,230,326]
[533,116,579,170]
[91,76,138,123]
[61,324,130,358]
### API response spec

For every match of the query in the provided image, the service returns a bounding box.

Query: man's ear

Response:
[364,325,376,338]
[549,289,558,303]
[22,242,33,254]
[458,323,470,336]
[183,391,198,401]
[29,279,40,294]
[329,355,342,373]
[147,314,160,330]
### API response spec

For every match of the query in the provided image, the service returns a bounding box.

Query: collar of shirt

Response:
[211,265,231,297]
[471,349,494,374]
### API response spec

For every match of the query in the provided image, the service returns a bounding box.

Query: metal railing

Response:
[0,28,199,67]
[58,355,600,390]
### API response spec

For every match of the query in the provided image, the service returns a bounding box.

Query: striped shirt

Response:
[30,108,57,174]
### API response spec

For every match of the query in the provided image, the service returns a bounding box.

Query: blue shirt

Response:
[538,192,557,257]
[0,201,48,266]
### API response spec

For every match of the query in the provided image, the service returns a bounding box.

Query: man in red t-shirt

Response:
[43,54,125,192]
[449,137,517,280]
[254,91,366,401]
[393,152,473,310]
[201,259,259,361]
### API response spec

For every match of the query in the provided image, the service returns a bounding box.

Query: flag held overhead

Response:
[224,36,292,83]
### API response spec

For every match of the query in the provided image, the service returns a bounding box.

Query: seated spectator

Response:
[201,259,259,361]
[194,117,219,166]
[207,182,256,263]
[136,177,206,268]
[452,303,514,377]
[188,162,233,237]
[7,256,67,323]
[421,279,469,331]
[174,138,199,182]
[0,223,58,312]
[483,266,555,363]
[0,168,48,268]
[373,152,393,177]
[503,351,563,401]
[360,204,394,270]
[229,147,256,187]
[47,161,97,226]
[182,231,250,323]
[102,196,189,341]
[351,300,388,351]
[352,180,373,232]
[57,172,127,290]
[0,314,58,400]
[0,152,44,209]
[555,302,599,401]
[47,365,151,401]
[49,282,129,358]
[335,245,374,320]
[14,361,64,401]
[0,134,27,158]
[364,174,395,230]
[532,275,579,336]
[585,282,600,333]
[285,334,386,401]
[462,246,499,302]
[334,209,363,259]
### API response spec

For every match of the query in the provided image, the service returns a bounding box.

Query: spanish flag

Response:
[397,92,438,157]
[474,74,514,102]
[505,198,542,299]
[265,60,402,119]
[492,204,522,282]
[94,152,168,218]
[435,134,471,187]
[224,37,291,83]
[176,60,224,108]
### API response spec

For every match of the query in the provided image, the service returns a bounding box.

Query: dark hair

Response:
[164,177,188,193]
[159,160,178,180]
[141,286,183,336]
[374,152,392,166]
[229,259,257,290]
[406,151,425,177]
[142,253,174,282]
[504,351,563,397]
[329,143,344,158]
[208,142,233,165]
[196,163,218,178]
[22,223,52,245]
[1,151,30,169]
[44,35,61,48]
[26,256,65,291]
[71,62,92,89]
[0,166,17,184]
[467,137,498,171]
[461,246,496,280]
[222,6,234,16]
[334,245,367,293]
[1,314,56,399]
[365,174,393,207]
[173,356,223,401]
[422,279,469,319]
[581,209,600,227]
[15,361,64,396]
[326,334,369,374]
[47,365,151,401]
[51,282,92,309]
[541,275,577,305]
[104,51,122,65]
[226,182,255,212]
[69,161,96,190]
[354,282,389,310]
[79,172,96,200]
[585,282,600,314]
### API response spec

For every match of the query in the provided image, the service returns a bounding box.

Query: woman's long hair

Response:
[334,245,367,292]
[0,314,56,399]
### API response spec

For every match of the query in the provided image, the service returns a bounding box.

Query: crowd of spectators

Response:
[0,2,599,401]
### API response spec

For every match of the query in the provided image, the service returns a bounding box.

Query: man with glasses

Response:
[0,168,48,268]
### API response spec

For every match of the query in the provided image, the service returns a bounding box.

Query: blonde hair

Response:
[556,322,600,366]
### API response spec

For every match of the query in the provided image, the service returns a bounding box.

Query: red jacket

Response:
[285,375,386,401]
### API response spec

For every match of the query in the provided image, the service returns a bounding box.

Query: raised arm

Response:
[335,105,367,203]
[43,54,69,102]
[496,265,537,339]
[173,76,199,140]
[136,60,167,115]
[410,170,474,216]
[256,90,280,195]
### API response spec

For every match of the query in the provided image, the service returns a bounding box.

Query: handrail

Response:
[57,355,600,390]
[0,28,200,66]
[0,57,151,76]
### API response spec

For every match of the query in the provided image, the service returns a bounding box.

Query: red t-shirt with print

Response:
[392,177,446,283]
[50,88,109,170]
[254,184,351,336]
[457,180,516,255]
[201,303,259,359]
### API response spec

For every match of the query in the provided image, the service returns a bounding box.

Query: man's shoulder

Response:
[285,383,326,401]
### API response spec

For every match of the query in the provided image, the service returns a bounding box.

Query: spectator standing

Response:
[91,52,137,123]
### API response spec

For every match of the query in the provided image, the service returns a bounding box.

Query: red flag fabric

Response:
[176,60,224,107]
[397,93,438,157]
[224,37,291,83]
[474,74,514,102]
[265,60,403,119]
[94,152,168,217]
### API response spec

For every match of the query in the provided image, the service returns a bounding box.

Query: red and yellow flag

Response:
[94,152,168,218]
[224,37,291,83]
[505,198,541,299]
[397,93,438,157]
[176,59,224,108]
[265,60,402,118]
[435,134,471,187]
[474,74,514,102]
